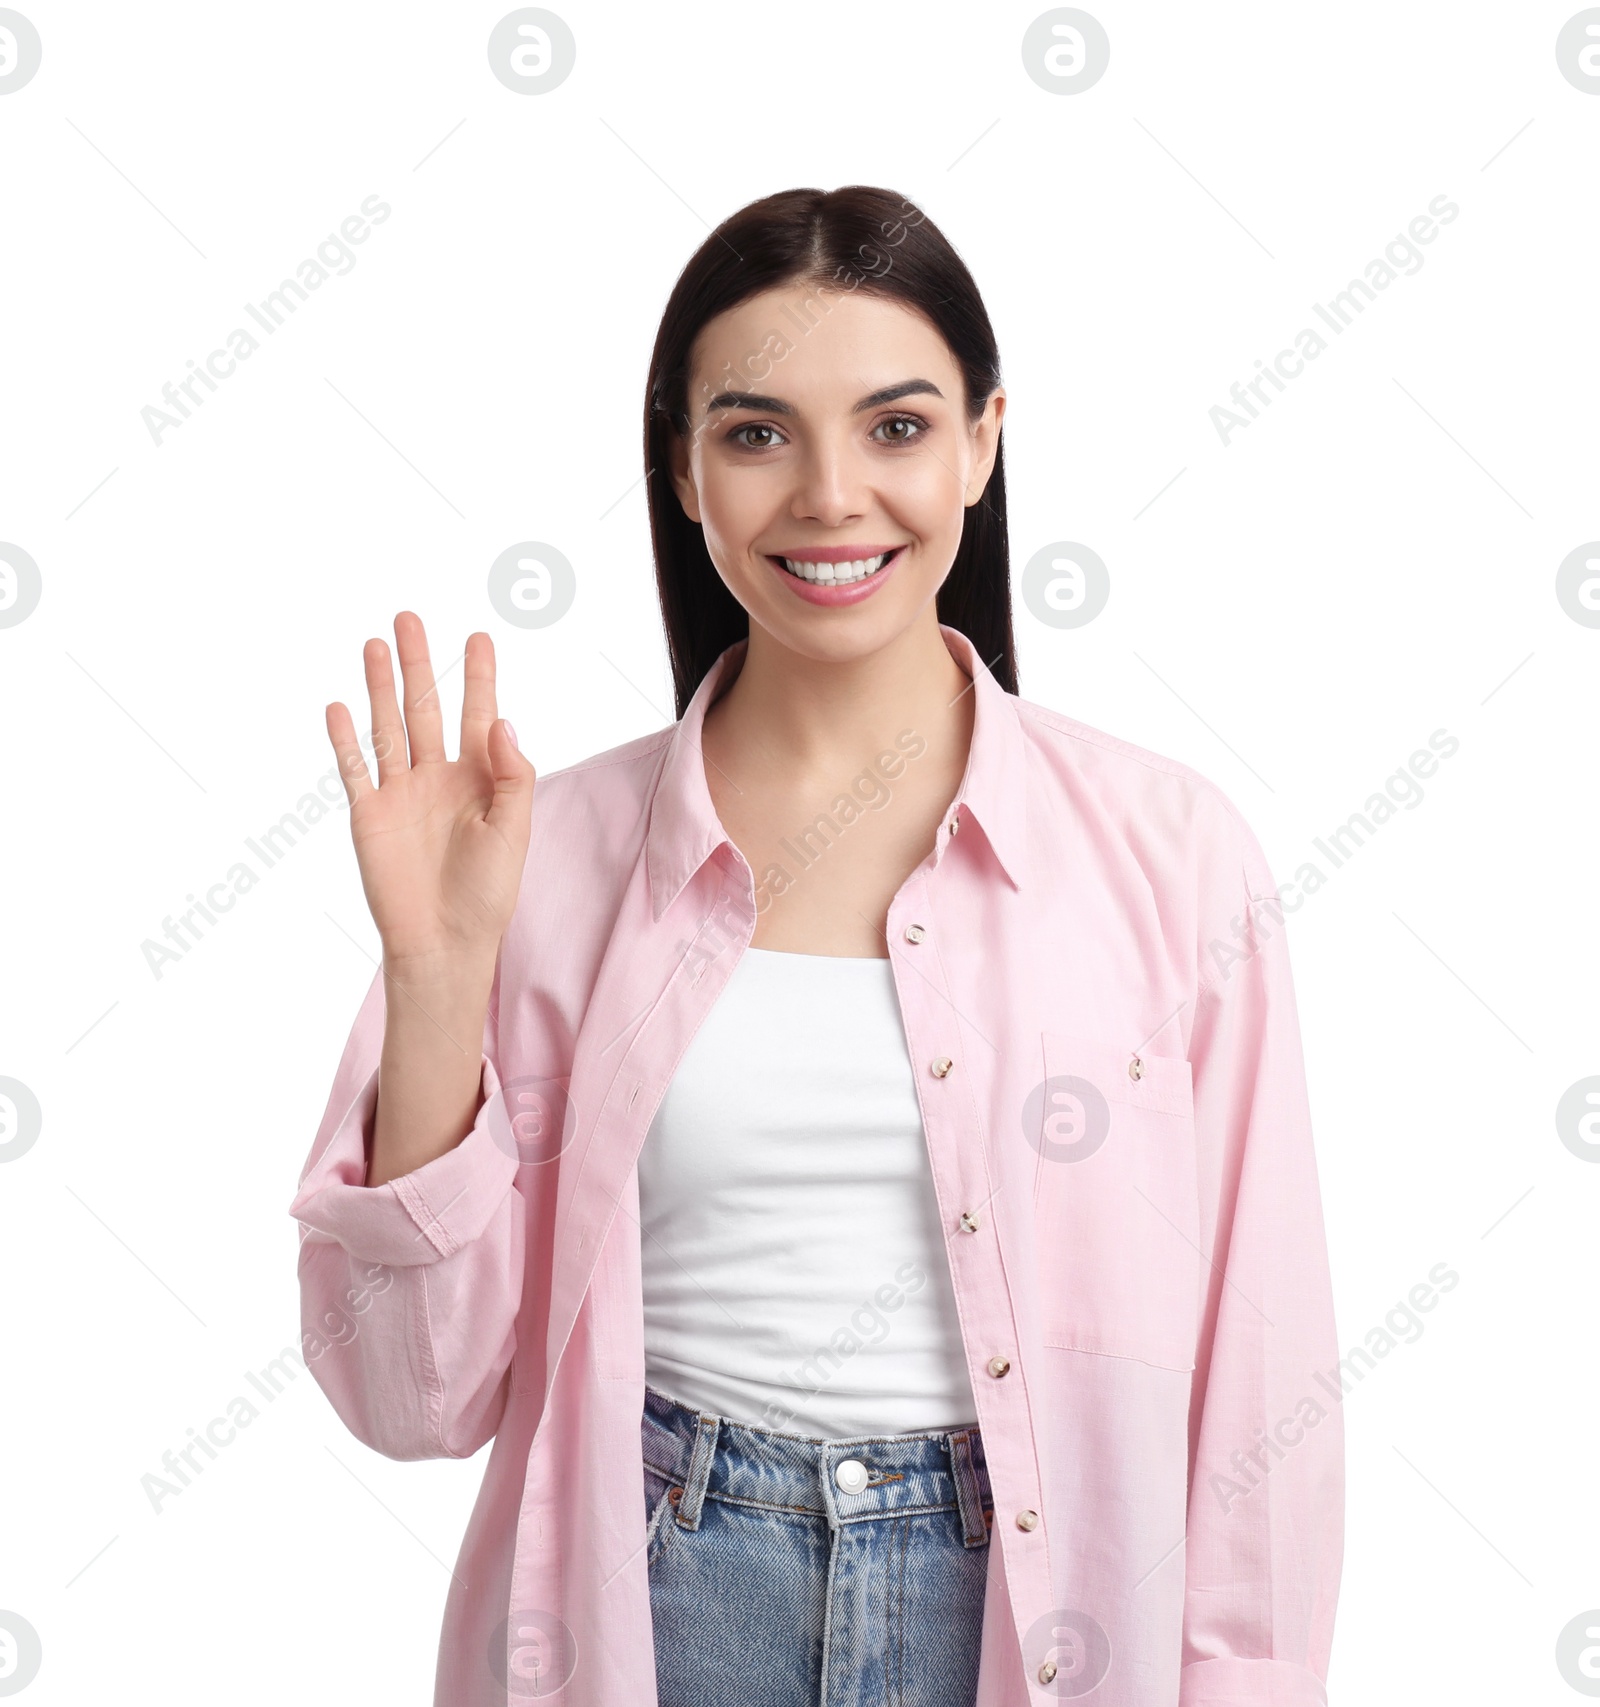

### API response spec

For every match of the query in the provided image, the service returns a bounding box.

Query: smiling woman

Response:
[645,193,1013,721]
[675,302,998,629]
[292,184,1343,1707]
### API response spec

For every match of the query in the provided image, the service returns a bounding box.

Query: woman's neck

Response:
[702,616,974,786]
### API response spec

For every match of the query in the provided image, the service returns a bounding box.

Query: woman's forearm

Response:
[367,954,498,1187]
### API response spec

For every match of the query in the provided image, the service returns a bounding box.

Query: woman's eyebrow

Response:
[700,378,945,418]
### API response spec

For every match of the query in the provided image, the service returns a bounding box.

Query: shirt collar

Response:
[646,623,1030,922]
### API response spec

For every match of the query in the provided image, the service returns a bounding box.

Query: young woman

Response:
[291,187,1343,1707]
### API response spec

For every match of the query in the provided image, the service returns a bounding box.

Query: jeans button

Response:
[835,1458,869,1494]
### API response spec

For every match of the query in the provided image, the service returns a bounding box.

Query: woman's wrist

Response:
[380,942,499,1011]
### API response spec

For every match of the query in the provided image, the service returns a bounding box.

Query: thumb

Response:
[486,718,536,829]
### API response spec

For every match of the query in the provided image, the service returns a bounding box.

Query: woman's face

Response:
[667,282,1005,666]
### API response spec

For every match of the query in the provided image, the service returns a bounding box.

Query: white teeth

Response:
[779,551,893,584]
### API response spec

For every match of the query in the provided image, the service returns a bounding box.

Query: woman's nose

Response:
[789,438,871,525]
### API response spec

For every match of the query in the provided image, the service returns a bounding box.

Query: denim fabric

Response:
[641,1381,993,1707]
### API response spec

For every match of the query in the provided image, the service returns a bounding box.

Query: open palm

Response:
[325,612,535,974]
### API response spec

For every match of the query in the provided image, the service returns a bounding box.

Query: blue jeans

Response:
[641,1382,993,1707]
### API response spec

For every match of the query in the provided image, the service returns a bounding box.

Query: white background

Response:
[2,1,1597,1702]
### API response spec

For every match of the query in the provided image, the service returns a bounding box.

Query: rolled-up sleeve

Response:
[1180,806,1344,1707]
[288,968,525,1461]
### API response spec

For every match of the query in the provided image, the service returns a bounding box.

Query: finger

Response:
[485,717,536,841]
[363,636,408,782]
[459,631,499,759]
[394,610,447,765]
[325,702,375,804]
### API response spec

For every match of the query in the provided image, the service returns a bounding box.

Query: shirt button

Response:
[904,923,926,944]
[959,1210,980,1232]
[1128,1054,1144,1081]
[947,817,960,836]
[987,1355,1011,1378]
[1016,1509,1040,1531]
[835,1458,869,1494]
[1039,1659,1058,1683]
[930,1056,953,1078]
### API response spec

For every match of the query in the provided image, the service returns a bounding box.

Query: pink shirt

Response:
[289,623,1343,1706]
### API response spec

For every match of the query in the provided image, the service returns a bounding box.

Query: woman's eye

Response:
[873,414,928,445]
[729,423,785,450]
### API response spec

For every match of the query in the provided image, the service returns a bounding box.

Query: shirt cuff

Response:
[1179,1658,1329,1707]
[288,1055,519,1267]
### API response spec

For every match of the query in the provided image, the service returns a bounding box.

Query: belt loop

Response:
[674,1410,720,1530]
[948,1427,990,1548]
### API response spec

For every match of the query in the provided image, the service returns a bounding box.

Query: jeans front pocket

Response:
[642,1461,681,1567]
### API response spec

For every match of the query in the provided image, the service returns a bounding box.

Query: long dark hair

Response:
[643,185,1016,719]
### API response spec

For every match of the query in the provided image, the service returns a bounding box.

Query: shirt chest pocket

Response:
[1029,1032,1200,1374]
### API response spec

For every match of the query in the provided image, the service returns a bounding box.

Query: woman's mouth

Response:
[772,548,900,586]
[763,545,907,608]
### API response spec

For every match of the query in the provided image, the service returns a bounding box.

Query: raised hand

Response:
[325,612,536,981]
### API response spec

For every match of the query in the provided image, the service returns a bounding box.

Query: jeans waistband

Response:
[641,1382,994,1549]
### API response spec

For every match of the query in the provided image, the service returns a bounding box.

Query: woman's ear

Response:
[964,388,1006,508]
[666,426,702,524]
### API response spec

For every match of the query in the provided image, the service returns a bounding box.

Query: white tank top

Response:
[637,945,979,1438]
